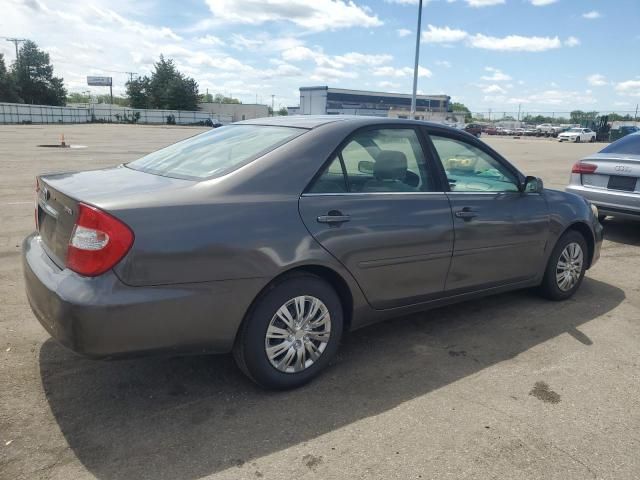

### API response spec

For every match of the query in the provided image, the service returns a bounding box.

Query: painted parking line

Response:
[2,201,33,205]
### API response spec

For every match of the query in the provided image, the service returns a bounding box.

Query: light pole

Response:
[410,0,423,118]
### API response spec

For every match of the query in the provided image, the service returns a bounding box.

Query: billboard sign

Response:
[87,76,112,86]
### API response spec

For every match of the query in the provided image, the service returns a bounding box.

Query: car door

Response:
[299,126,454,310]
[425,131,550,292]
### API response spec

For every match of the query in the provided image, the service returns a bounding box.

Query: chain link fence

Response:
[0,102,232,125]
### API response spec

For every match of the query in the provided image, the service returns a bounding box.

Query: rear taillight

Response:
[66,203,134,277]
[35,178,39,230]
[571,162,598,174]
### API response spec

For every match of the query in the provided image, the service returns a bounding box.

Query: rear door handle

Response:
[317,213,351,224]
[455,208,478,219]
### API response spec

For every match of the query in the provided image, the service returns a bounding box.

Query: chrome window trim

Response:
[301,191,447,197]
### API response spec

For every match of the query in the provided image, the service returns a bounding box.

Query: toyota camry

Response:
[24,116,603,389]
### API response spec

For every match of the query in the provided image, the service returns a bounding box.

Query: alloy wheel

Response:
[265,295,331,373]
[556,242,584,291]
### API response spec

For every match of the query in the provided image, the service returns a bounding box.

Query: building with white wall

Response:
[289,86,451,117]
[198,103,269,122]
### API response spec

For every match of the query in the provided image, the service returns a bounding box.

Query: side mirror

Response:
[522,175,544,193]
[358,160,374,175]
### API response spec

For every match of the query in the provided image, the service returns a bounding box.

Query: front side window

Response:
[309,128,434,194]
[127,125,304,180]
[429,135,520,192]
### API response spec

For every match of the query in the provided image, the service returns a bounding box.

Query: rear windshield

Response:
[127,125,305,180]
[599,133,640,155]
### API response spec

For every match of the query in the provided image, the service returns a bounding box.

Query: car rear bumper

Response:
[566,184,640,218]
[22,233,265,358]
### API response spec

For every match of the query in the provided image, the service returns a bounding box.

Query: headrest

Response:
[374,150,408,180]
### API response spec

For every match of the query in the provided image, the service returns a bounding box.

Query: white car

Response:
[558,128,596,143]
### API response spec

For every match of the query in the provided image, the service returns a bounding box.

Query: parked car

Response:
[558,128,597,143]
[566,132,640,221]
[482,125,498,135]
[464,123,483,137]
[24,116,602,389]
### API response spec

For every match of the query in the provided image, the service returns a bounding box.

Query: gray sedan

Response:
[566,132,640,221]
[23,116,602,389]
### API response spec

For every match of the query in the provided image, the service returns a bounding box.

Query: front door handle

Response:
[317,211,351,224]
[455,208,478,219]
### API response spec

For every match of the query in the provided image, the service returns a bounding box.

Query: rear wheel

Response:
[590,136,596,143]
[575,135,580,143]
[539,230,588,300]
[233,274,343,389]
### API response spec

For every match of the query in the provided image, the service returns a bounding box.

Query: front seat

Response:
[363,150,416,192]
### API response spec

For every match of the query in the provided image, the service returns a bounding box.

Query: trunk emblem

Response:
[615,165,631,173]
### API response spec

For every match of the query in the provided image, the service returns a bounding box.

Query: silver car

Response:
[566,132,640,220]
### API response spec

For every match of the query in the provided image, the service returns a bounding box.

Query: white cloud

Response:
[397,28,412,37]
[565,36,580,47]
[310,66,358,82]
[466,0,504,6]
[483,89,597,108]
[483,84,507,94]
[469,34,562,51]
[435,60,452,68]
[333,52,393,66]
[529,0,558,5]
[481,67,512,81]
[422,25,468,43]
[204,0,383,32]
[231,34,303,52]
[281,46,317,62]
[197,35,225,46]
[587,74,607,87]
[378,80,400,89]
[582,10,601,19]
[615,80,640,97]
[372,65,431,78]
[385,0,418,4]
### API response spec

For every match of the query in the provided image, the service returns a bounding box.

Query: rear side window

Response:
[127,125,304,180]
[309,128,435,194]
[600,134,640,155]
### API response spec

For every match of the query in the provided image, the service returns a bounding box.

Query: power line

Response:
[1,37,28,61]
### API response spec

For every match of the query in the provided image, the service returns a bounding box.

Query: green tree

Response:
[126,76,151,108]
[199,92,213,103]
[0,53,21,102]
[12,41,66,106]
[277,106,288,116]
[125,56,199,110]
[450,102,472,122]
[213,93,241,104]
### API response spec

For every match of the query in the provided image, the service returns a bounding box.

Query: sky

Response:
[1,0,639,114]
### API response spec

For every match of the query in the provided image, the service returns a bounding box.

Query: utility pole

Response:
[517,103,521,122]
[271,94,275,116]
[635,104,638,122]
[2,37,27,61]
[410,0,423,118]
[124,71,138,83]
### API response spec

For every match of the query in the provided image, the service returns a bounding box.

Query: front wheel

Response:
[233,274,343,389]
[590,136,596,143]
[539,230,588,300]
[575,136,580,143]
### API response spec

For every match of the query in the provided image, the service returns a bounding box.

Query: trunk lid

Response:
[36,165,193,269]
[580,153,640,193]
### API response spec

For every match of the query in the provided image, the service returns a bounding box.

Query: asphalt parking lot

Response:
[1,124,639,480]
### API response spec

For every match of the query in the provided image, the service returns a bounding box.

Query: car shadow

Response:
[601,218,640,246]
[39,277,624,480]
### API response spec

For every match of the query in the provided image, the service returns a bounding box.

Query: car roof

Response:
[235,114,450,130]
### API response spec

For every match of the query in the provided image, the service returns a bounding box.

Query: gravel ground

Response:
[1,125,638,480]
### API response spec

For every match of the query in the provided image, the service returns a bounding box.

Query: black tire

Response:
[590,136,596,143]
[575,135,580,143]
[233,274,343,389]
[539,230,588,301]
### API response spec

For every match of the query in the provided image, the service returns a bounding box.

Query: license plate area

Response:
[607,175,637,192]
